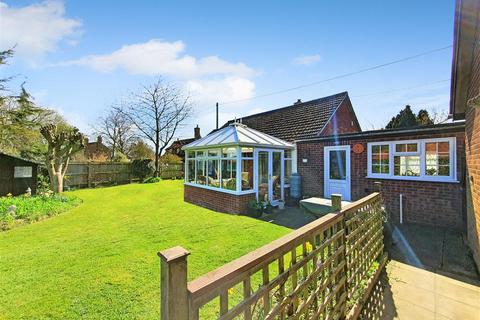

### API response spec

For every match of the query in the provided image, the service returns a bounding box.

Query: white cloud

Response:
[292,54,322,66]
[186,77,255,105]
[61,39,255,78]
[0,1,82,59]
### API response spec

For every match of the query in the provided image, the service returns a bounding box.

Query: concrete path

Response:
[363,260,480,319]
[362,223,480,319]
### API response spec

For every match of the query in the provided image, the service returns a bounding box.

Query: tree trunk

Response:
[154,146,160,177]
[55,172,63,193]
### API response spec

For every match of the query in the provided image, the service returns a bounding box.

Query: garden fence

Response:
[65,161,185,189]
[65,162,134,188]
[159,192,386,320]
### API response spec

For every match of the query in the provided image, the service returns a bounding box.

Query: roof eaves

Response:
[0,152,43,165]
[296,121,466,143]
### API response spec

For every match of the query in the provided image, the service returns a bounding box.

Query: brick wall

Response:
[297,130,466,229]
[184,184,256,214]
[321,98,361,136]
[465,105,480,267]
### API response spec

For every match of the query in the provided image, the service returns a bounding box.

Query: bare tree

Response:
[40,124,85,193]
[92,106,135,159]
[428,108,449,124]
[119,78,192,176]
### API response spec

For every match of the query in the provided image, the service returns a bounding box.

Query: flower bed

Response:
[0,193,81,230]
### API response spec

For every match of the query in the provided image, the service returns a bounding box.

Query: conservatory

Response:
[182,122,294,214]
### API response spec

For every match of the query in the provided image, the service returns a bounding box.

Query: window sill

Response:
[366,175,460,184]
[184,182,257,195]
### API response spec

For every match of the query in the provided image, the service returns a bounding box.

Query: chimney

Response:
[97,135,103,144]
[84,137,89,144]
[294,99,302,105]
[194,125,201,140]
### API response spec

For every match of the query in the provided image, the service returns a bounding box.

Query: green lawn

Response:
[0,181,290,319]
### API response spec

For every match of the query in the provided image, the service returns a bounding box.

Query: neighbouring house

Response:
[450,0,480,268]
[72,136,111,161]
[182,91,467,231]
[0,152,41,196]
[165,125,202,161]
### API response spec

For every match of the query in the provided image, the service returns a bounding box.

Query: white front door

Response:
[255,149,284,205]
[324,145,351,201]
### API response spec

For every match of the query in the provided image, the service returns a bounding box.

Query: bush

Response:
[143,177,162,183]
[132,159,153,181]
[112,151,129,162]
[0,194,81,230]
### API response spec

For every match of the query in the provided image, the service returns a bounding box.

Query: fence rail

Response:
[159,192,386,320]
[65,162,133,188]
[65,161,184,188]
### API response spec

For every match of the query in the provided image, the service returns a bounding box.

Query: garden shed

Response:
[0,152,41,196]
[182,122,294,214]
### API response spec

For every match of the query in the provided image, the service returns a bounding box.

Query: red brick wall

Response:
[321,99,361,136]
[184,184,256,214]
[466,100,480,267]
[297,130,466,229]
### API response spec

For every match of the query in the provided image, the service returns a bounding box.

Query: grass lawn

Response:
[0,181,290,319]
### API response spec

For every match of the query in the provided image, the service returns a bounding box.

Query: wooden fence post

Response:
[331,194,342,212]
[158,246,190,320]
[87,162,92,188]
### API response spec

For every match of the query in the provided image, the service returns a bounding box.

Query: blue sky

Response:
[1,0,455,139]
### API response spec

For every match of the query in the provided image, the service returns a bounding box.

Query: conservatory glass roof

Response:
[183,123,294,150]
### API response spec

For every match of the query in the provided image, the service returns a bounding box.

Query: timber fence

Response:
[159,192,386,320]
[65,161,184,188]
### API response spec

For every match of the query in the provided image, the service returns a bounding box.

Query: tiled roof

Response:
[167,138,196,150]
[222,92,349,142]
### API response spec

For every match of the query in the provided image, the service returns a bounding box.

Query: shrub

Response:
[132,159,153,181]
[0,194,81,230]
[112,151,129,162]
[143,176,162,183]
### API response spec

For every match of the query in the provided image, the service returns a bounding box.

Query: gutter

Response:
[295,122,466,143]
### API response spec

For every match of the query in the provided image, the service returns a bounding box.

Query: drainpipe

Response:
[399,194,403,224]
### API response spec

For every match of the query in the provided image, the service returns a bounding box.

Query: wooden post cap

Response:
[331,194,342,211]
[158,246,190,262]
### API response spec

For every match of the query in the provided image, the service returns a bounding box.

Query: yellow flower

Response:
[6,193,12,198]
[228,287,235,295]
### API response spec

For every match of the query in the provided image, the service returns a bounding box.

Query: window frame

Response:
[284,150,293,186]
[184,146,257,195]
[367,137,457,183]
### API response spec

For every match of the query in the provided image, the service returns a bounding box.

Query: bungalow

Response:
[183,93,466,229]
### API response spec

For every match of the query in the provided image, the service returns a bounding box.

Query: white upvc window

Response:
[367,137,457,182]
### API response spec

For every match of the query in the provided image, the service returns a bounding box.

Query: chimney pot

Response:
[194,125,201,140]
[294,99,302,105]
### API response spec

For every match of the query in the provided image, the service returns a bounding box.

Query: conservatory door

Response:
[324,145,351,201]
[256,149,284,205]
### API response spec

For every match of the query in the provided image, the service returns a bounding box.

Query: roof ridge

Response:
[226,91,348,124]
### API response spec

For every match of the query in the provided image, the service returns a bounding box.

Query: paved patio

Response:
[362,223,480,319]
[260,209,480,319]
